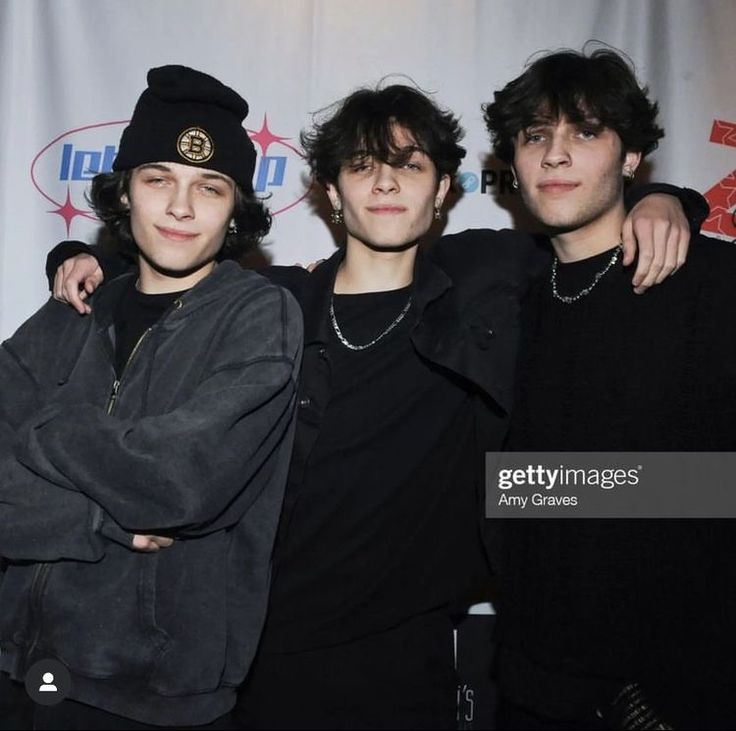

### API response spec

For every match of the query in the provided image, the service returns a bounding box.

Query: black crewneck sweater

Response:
[497,237,736,728]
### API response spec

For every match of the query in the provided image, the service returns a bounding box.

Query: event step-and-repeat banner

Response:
[2,0,734,340]
[1,1,734,727]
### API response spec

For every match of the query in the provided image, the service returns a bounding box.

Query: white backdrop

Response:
[1,0,735,340]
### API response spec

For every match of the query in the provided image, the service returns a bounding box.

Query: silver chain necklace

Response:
[550,242,623,304]
[329,293,413,351]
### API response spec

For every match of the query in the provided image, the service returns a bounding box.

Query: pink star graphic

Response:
[249,115,291,157]
[49,188,88,236]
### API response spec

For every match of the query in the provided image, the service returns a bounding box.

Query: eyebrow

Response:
[137,163,172,172]
[350,144,424,156]
[525,116,604,129]
[136,164,233,186]
[199,172,232,183]
[525,115,558,126]
[346,146,426,167]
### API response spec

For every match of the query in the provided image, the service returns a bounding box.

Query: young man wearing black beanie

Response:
[0,65,302,729]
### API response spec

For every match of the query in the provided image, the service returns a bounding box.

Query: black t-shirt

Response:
[112,281,185,375]
[262,285,488,652]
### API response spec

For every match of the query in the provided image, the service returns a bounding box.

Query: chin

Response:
[530,208,586,232]
[541,219,580,232]
[142,253,217,279]
[363,239,419,252]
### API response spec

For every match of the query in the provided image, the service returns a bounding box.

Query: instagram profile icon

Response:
[24,658,71,705]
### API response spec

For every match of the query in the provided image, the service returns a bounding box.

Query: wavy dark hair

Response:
[483,48,664,164]
[87,170,271,261]
[301,83,466,186]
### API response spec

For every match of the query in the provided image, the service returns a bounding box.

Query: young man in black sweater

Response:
[43,81,702,729]
[484,48,736,729]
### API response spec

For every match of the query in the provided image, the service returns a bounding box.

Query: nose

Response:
[541,132,571,169]
[372,162,399,193]
[167,184,195,219]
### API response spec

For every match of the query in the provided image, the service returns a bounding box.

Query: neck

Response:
[551,202,626,263]
[137,258,216,294]
[334,239,417,294]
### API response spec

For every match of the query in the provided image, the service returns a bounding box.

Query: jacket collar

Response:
[300,250,340,346]
[300,246,452,346]
[90,260,246,330]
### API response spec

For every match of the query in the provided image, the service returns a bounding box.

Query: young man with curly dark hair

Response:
[0,65,302,729]
[484,49,736,730]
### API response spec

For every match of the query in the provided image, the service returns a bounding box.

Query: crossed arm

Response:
[0,288,302,562]
[0,332,142,561]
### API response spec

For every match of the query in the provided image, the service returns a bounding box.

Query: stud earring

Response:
[228,220,238,234]
[329,208,344,225]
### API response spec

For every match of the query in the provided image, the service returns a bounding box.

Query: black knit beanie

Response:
[113,65,257,192]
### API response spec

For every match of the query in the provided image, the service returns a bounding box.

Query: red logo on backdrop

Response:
[703,119,736,240]
[31,116,311,236]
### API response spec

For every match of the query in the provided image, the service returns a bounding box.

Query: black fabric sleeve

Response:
[624,184,710,233]
[45,240,132,290]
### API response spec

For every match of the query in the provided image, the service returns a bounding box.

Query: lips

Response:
[537,180,580,193]
[155,225,198,241]
[365,206,407,214]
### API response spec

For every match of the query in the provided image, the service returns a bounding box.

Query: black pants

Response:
[235,610,458,730]
[0,673,33,730]
[495,698,609,731]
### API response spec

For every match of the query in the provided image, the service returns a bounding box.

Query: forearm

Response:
[13,276,302,536]
[0,343,41,432]
[0,455,132,561]
[625,184,709,233]
[45,240,132,290]
[15,362,299,535]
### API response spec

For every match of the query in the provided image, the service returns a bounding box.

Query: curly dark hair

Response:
[87,169,271,261]
[483,48,664,165]
[301,83,466,186]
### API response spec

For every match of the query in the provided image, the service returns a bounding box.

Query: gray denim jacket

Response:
[0,260,302,725]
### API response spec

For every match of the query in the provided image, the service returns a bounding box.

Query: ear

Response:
[622,150,642,178]
[325,183,342,213]
[434,174,451,209]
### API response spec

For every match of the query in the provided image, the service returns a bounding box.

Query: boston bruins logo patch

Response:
[177,127,214,163]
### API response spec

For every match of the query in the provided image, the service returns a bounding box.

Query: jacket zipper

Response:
[106,327,153,415]
[24,563,52,667]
